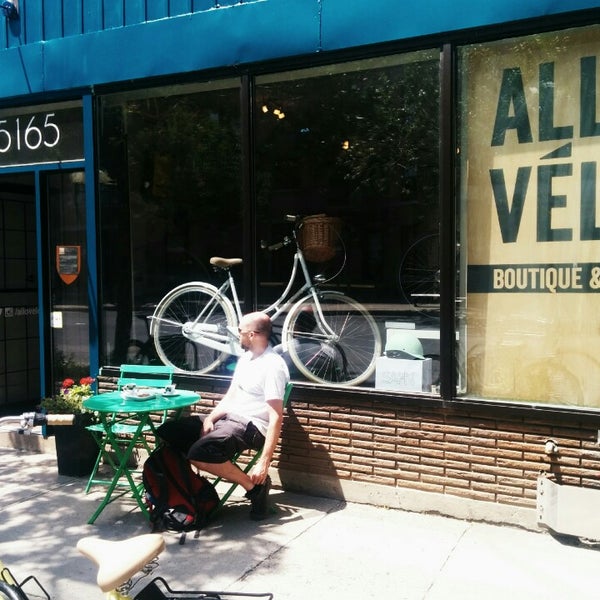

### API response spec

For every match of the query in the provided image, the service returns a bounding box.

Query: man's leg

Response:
[156,416,202,455]
[191,458,253,491]
[188,420,272,520]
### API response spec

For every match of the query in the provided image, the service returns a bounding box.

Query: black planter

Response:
[53,415,98,477]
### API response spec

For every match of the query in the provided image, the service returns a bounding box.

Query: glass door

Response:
[0,173,40,409]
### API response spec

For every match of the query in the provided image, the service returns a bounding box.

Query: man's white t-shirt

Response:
[228,346,290,436]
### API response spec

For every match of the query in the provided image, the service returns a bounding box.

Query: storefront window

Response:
[97,80,242,367]
[458,25,600,407]
[96,52,441,392]
[255,51,441,390]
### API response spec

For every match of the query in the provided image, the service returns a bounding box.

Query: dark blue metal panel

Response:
[39,0,319,92]
[321,0,600,50]
[125,1,147,26]
[3,0,600,50]
[0,0,599,99]
[192,0,216,10]
[171,0,192,17]
[103,0,124,30]
[147,0,169,21]
[0,44,42,98]
[64,3,83,37]
[6,12,22,47]
[0,17,8,48]
[23,1,43,43]
[83,0,103,33]
[44,0,64,40]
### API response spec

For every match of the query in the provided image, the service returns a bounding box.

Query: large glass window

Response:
[255,51,441,390]
[458,25,600,407]
[95,51,441,392]
[97,80,242,368]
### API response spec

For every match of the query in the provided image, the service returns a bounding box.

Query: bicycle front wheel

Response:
[0,581,29,600]
[152,283,237,374]
[283,292,381,386]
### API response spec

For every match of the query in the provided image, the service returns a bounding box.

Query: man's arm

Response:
[249,398,284,484]
[202,387,236,433]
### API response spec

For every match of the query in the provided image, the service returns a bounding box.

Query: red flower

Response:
[61,378,75,389]
[79,376,95,386]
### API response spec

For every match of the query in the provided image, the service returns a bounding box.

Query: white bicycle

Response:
[149,215,381,386]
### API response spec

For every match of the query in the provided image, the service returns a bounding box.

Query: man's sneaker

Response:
[245,475,272,520]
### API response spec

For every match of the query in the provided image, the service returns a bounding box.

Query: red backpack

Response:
[143,445,219,541]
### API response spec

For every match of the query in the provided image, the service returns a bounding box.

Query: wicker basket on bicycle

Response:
[298,214,341,263]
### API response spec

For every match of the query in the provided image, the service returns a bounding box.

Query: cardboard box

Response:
[375,356,432,392]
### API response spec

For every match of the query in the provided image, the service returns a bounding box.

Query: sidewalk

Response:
[1,446,599,600]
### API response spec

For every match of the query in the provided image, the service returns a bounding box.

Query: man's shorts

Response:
[156,415,265,464]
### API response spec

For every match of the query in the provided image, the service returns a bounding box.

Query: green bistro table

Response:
[82,389,199,524]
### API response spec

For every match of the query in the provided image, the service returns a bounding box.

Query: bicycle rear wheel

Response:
[283,292,381,386]
[152,283,236,374]
[398,233,440,309]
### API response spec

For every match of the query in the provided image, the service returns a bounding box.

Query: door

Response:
[0,170,91,410]
[0,173,40,408]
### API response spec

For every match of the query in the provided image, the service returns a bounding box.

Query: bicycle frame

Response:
[178,240,338,357]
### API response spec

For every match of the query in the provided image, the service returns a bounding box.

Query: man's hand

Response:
[250,458,270,484]
[202,417,215,435]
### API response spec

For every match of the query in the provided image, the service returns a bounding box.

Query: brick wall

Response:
[98,370,600,528]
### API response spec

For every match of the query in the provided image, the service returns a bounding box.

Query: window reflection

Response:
[98,81,242,367]
[96,51,442,392]
[255,51,441,390]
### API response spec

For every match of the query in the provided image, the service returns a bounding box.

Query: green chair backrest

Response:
[117,364,174,390]
[283,382,293,407]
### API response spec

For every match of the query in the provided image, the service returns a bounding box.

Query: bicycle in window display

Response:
[149,214,381,386]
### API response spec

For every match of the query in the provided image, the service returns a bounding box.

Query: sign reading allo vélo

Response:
[466,37,600,293]
[0,102,83,167]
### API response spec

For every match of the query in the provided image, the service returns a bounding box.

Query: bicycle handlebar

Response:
[260,236,293,252]
[45,414,76,426]
[260,214,308,252]
[0,412,75,432]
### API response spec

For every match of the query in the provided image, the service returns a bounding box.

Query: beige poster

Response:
[462,26,600,407]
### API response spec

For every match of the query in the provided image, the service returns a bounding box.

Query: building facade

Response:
[2,0,600,528]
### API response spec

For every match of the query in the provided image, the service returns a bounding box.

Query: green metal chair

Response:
[210,382,293,516]
[85,364,175,494]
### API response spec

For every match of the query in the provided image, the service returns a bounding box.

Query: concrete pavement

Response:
[1,446,599,599]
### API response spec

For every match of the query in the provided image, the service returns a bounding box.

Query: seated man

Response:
[157,312,290,520]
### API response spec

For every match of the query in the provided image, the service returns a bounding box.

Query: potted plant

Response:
[41,377,99,477]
